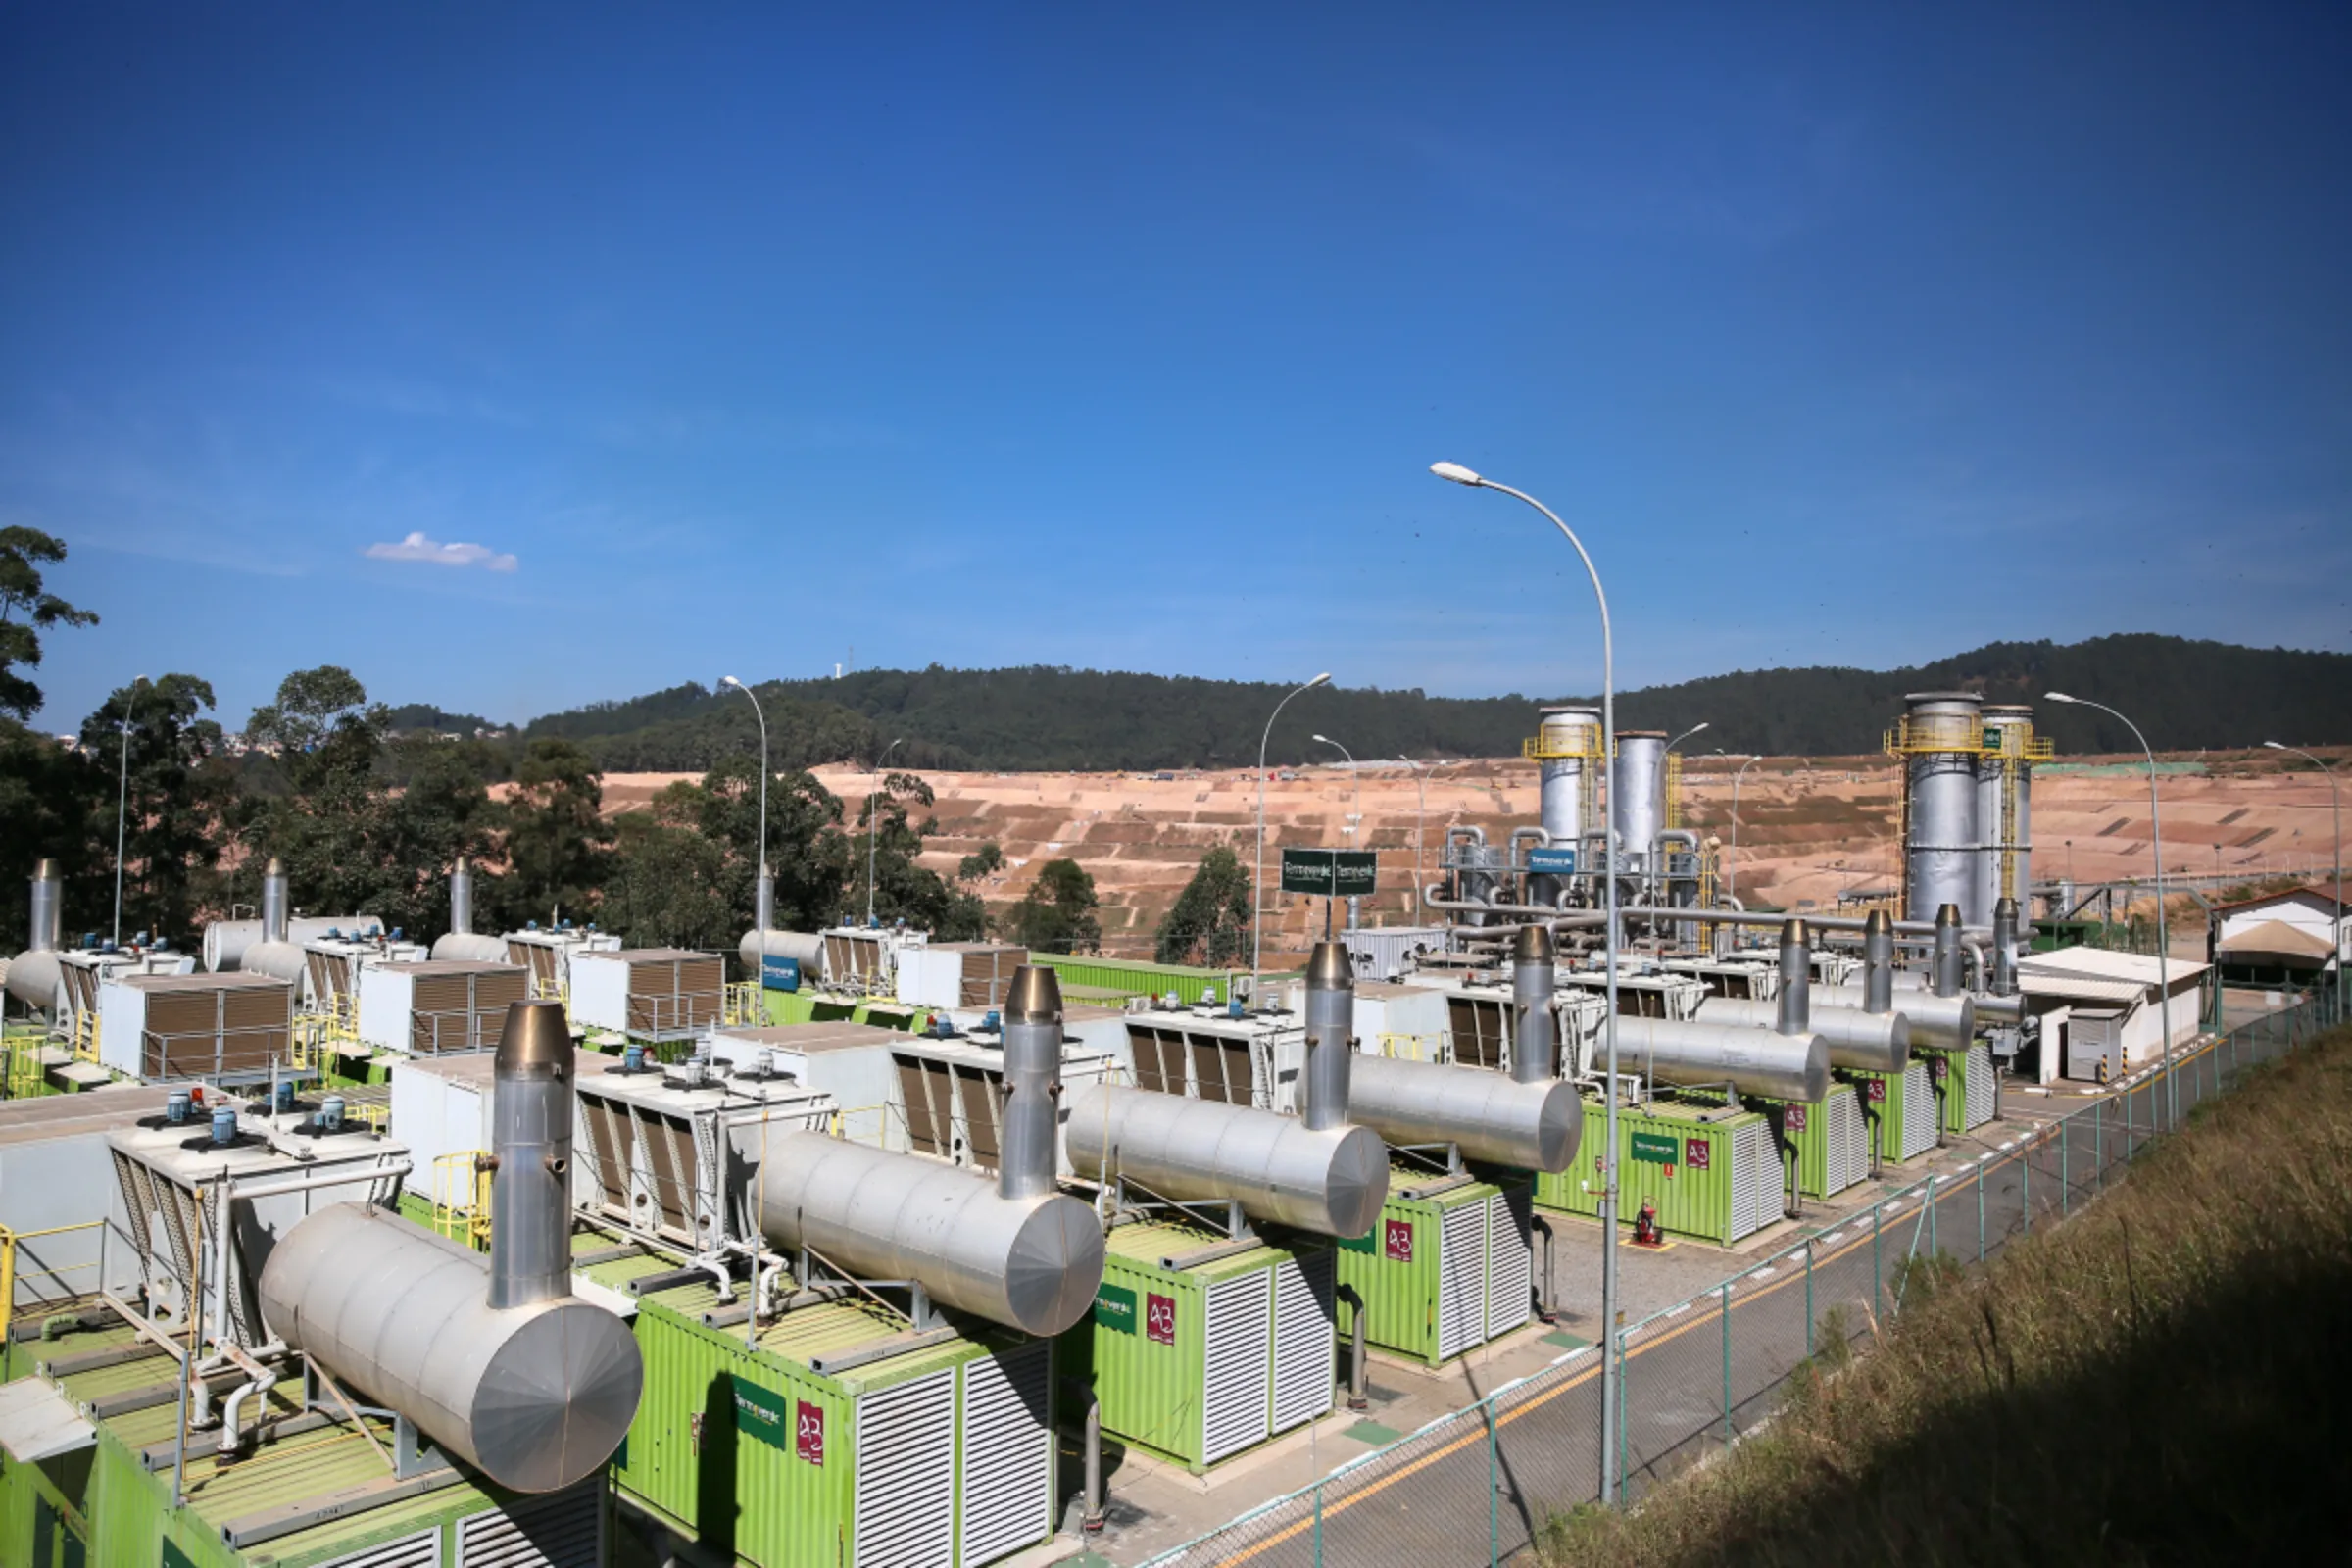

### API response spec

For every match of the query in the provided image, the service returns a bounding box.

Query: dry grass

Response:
[1536,1024,2352,1566]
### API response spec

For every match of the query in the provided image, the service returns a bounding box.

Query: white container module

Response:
[1120,1006,1306,1112]
[1351,981,1451,1061]
[502,926,622,999]
[97,972,294,1083]
[569,947,724,1041]
[706,1022,907,1138]
[388,1050,631,1214]
[53,948,195,1033]
[572,1058,835,1249]
[942,1002,1132,1068]
[893,942,1030,1011]
[300,934,429,1012]
[875,1029,1115,1177]
[0,1086,177,1316]
[357,959,530,1055]
[1341,924,1452,983]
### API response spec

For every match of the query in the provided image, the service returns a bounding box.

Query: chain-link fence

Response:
[1141,989,2341,1568]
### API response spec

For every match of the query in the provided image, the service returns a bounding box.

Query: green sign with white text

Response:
[1281,849,1379,898]
[1629,1131,1680,1166]
[1094,1283,1138,1334]
[731,1375,791,1449]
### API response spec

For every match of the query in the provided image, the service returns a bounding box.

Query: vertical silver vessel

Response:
[1511,924,1556,1083]
[1897,693,1983,925]
[449,855,474,937]
[1534,706,1600,902]
[1977,705,2036,927]
[4,858,65,1012]
[1611,731,1669,874]
[1776,919,1810,1035]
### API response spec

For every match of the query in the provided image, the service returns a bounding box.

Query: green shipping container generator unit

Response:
[1923,1040,1998,1135]
[1334,1163,1534,1367]
[580,1244,1059,1568]
[1755,1083,1870,1201]
[1535,1095,1782,1248]
[1060,1219,1335,1475]
[0,1310,612,1568]
[1840,1059,1939,1165]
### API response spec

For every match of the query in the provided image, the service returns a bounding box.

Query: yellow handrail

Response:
[1377,1032,1442,1062]
[430,1151,493,1250]
[0,1219,108,1343]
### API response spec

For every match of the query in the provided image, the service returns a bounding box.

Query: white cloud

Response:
[364,531,518,571]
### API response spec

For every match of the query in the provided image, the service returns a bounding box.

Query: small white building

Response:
[2015,947,2210,1076]
[2211,884,2346,989]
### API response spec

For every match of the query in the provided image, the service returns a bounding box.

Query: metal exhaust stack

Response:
[1991,897,2019,997]
[5,859,65,1012]
[1511,924,1556,1084]
[1777,919,1810,1036]
[755,862,774,946]
[258,1000,642,1493]
[489,1000,572,1309]
[1864,910,1894,1014]
[449,856,473,937]
[1933,903,1964,998]
[1301,941,1353,1130]
[261,858,289,945]
[1000,964,1061,1200]
[432,858,508,962]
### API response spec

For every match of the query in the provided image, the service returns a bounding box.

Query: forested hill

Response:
[508,635,2352,772]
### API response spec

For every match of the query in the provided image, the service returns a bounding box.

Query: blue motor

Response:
[166,1088,192,1125]
[318,1095,345,1133]
[622,1044,646,1074]
[273,1078,297,1113]
[209,1106,238,1147]
[1228,999,1246,1019]
[982,1010,1001,1034]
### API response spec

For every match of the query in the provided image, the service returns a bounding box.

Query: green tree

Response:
[0,526,100,722]
[603,785,735,949]
[957,842,1005,883]
[856,772,987,939]
[376,736,506,938]
[1010,858,1101,955]
[1155,845,1253,966]
[499,739,612,927]
[81,675,232,945]
[691,755,851,934]
[235,666,400,919]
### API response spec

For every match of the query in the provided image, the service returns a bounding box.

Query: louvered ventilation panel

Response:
[955,1064,1003,1171]
[1437,1200,1487,1360]
[578,1098,633,1222]
[221,983,291,1073]
[1728,1120,1779,1242]
[1447,997,1505,1070]
[1486,1189,1534,1340]
[473,969,526,1049]
[1964,1043,1996,1129]
[1188,1034,1237,1104]
[1268,1249,1335,1435]
[1202,1269,1272,1462]
[853,1368,957,1568]
[1900,1062,1937,1159]
[317,1528,441,1568]
[896,1054,953,1156]
[456,1482,600,1568]
[640,1110,701,1242]
[1826,1089,1868,1194]
[957,1342,1053,1568]
[1128,1027,1179,1095]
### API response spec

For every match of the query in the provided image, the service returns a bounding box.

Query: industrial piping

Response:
[1341,927,1582,1172]
[257,1001,644,1492]
[1067,942,1389,1237]
[733,963,1105,1335]
[3,858,64,1013]
[1696,911,1911,1073]
[431,857,506,962]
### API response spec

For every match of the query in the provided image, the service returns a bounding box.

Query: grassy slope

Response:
[1540,1025,2352,1566]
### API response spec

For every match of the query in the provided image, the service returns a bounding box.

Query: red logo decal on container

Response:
[1685,1138,1710,1170]
[1868,1079,1887,1103]
[1785,1105,1809,1134]
[796,1400,824,1465]
[1147,1293,1176,1346]
[1385,1219,1415,1262]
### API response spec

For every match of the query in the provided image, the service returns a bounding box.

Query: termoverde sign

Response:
[1280,849,1379,898]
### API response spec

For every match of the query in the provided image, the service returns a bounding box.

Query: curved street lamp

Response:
[1432,459,1624,1501]
[112,674,149,947]
[1253,674,1331,1003]
[2047,693,2176,1128]
[719,677,770,937]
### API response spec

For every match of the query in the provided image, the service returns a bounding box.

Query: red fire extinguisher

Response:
[1634,1200,1663,1248]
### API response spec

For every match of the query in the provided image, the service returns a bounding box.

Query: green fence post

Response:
[1487,1399,1498,1565]
[2061,1118,2069,1215]
[1978,1163,1986,1262]
[2095,1096,2104,1188]
[1617,1332,1630,1505]
[1314,1479,1324,1568]
[1721,1279,1733,1446]
[1873,1200,1883,1311]
[2022,1137,2031,1234]
[1804,1242,1814,1358]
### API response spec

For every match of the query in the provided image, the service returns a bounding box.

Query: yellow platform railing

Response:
[430,1151,493,1250]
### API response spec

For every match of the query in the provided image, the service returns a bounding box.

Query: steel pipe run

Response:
[1348,1055,1582,1171]
[1612,1015,1830,1103]
[1066,1084,1388,1239]
[734,1129,1105,1336]
[259,1001,642,1493]
[1300,943,1354,1132]
[1695,998,1909,1075]
[1615,905,1993,942]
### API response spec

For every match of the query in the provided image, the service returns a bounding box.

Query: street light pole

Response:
[1253,674,1331,1005]
[1312,735,1361,936]
[1433,461,1621,1502]
[112,674,149,947]
[1726,753,1759,908]
[719,677,770,937]
[1666,721,1710,755]
[2265,742,2343,1015]
[868,737,906,928]
[2048,693,2176,1128]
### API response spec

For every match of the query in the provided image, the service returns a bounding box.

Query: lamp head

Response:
[2263,741,2286,751]
[1690,721,1710,736]
[1309,672,1331,688]
[720,675,741,688]
[1313,734,1331,745]
[1429,462,1483,487]
[2044,692,2076,704]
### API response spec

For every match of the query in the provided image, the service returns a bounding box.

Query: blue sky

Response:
[6,5,2347,733]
